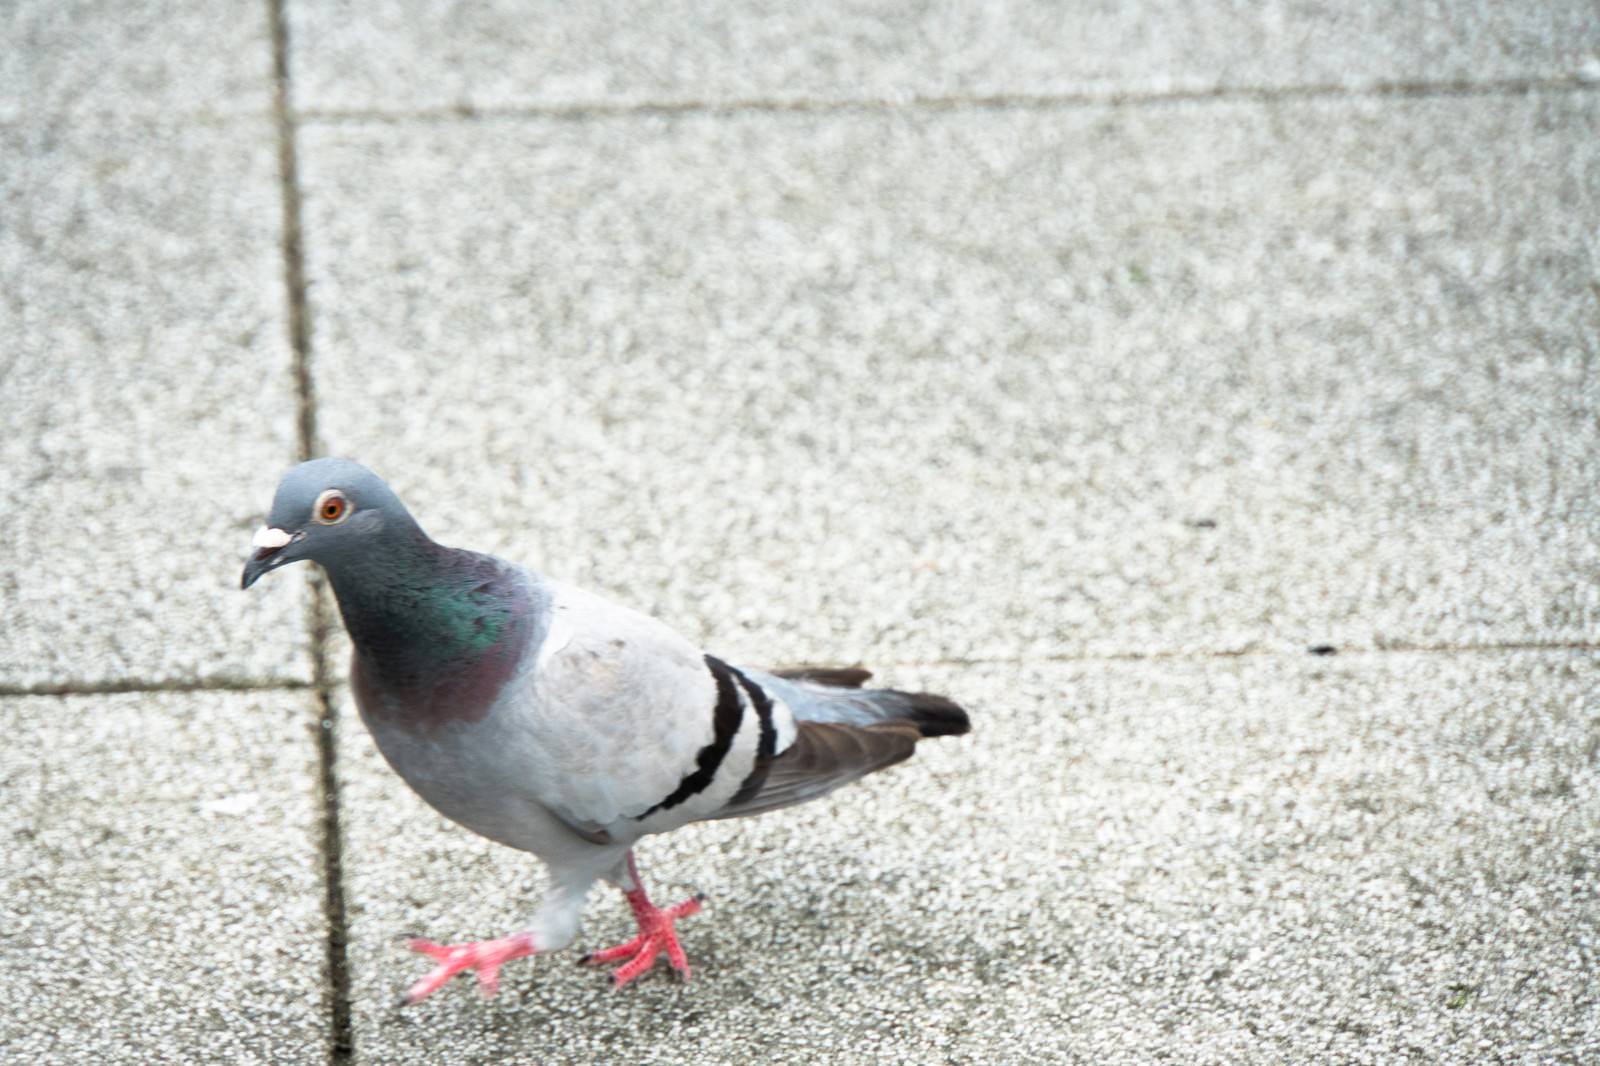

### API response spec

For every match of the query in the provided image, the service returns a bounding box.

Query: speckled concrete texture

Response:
[301,93,1599,670]
[288,1,1600,113]
[0,117,309,689]
[336,653,1598,1064]
[0,1,273,120]
[5,1,1598,1063]
[0,690,327,1064]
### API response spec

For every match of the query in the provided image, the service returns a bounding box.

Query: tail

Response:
[705,665,970,821]
[768,664,972,738]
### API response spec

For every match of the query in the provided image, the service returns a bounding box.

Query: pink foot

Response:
[400,932,537,1005]
[581,891,704,988]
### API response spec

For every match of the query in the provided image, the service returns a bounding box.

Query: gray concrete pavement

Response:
[1,1,273,121]
[1,115,310,690]
[288,1,1600,113]
[301,93,1599,668]
[0,690,327,1064]
[3,2,1597,1064]
[340,652,1598,1064]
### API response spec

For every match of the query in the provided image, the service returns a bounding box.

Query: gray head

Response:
[241,458,421,589]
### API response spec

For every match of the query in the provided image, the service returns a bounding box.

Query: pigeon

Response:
[242,458,970,1003]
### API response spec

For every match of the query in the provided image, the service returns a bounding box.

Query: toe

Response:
[402,965,455,1005]
[663,935,692,978]
[406,938,452,963]
[582,935,647,965]
[610,941,664,988]
[667,897,703,920]
[476,964,502,998]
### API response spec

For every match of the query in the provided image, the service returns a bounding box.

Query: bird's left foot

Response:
[579,893,704,988]
[400,932,537,1004]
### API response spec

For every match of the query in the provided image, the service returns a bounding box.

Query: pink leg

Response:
[579,853,704,988]
[400,932,537,1005]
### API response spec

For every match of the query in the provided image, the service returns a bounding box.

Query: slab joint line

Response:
[297,74,1599,126]
[878,639,1600,671]
[270,0,351,1059]
[0,677,314,698]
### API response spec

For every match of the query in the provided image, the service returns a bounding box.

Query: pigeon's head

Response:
[241,458,415,589]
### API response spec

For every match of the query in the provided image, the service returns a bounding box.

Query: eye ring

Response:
[312,489,352,525]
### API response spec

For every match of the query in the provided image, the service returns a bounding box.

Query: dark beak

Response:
[241,527,299,589]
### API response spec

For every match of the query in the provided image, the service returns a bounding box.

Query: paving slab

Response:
[288,0,1600,114]
[336,651,1599,1064]
[0,1,273,121]
[299,93,1599,670]
[0,116,310,689]
[0,689,327,1064]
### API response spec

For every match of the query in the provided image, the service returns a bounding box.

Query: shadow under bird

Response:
[242,458,971,1003]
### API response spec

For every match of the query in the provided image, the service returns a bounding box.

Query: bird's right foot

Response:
[400,932,538,1004]
[579,893,704,988]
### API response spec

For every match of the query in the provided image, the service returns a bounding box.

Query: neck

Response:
[323,527,528,690]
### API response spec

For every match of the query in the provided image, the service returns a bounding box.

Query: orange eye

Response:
[313,490,350,525]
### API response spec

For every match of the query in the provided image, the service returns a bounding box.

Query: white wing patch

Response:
[768,693,798,754]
